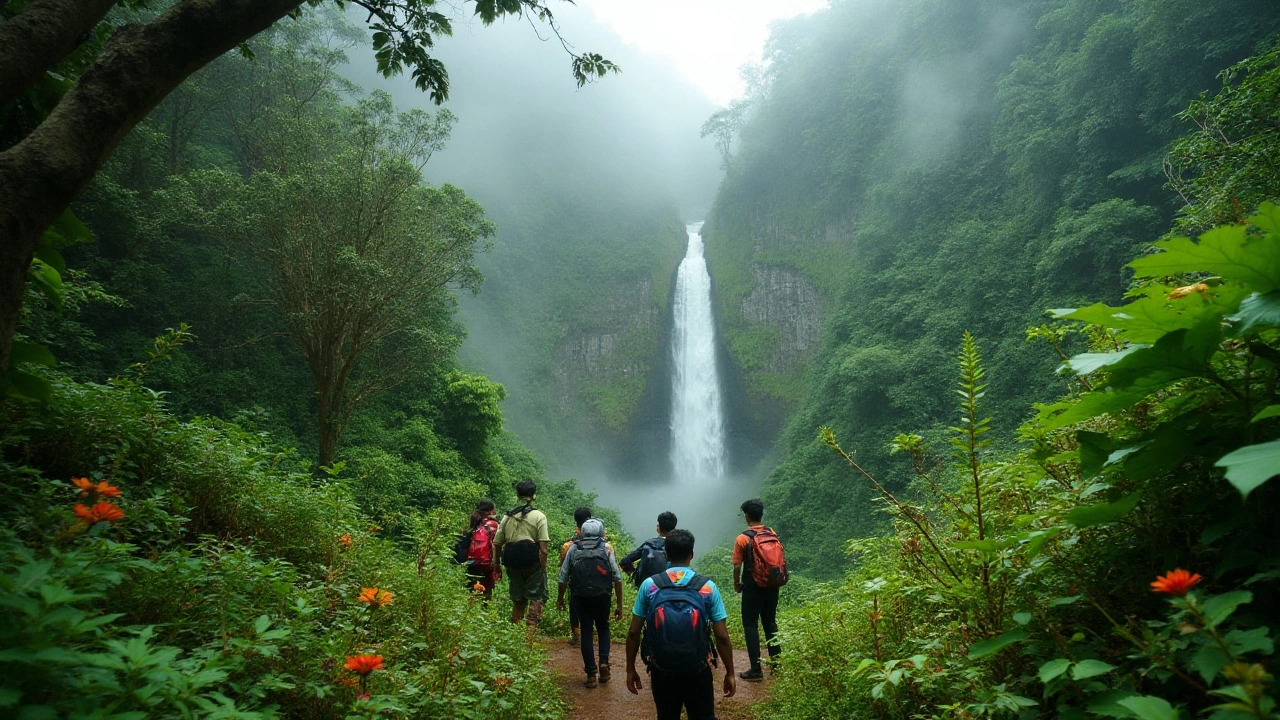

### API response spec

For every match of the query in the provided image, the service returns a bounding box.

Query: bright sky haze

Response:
[578,0,829,105]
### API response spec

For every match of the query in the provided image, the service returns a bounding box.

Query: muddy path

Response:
[544,641,768,720]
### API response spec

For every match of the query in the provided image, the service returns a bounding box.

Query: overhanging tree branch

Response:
[0,0,119,109]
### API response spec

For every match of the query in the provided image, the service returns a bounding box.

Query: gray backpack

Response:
[569,538,614,598]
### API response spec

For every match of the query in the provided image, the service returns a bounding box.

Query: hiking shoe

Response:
[584,674,598,689]
[599,664,611,683]
[567,635,579,648]
[739,668,764,682]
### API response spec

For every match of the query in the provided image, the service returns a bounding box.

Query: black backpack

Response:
[452,529,473,564]
[568,537,614,598]
[642,573,713,673]
[633,538,669,587]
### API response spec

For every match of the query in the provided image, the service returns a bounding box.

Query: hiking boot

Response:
[567,635,579,648]
[739,667,764,682]
[599,664,611,683]
[584,674,598,689]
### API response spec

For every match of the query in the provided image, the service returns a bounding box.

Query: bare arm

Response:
[733,563,743,594]
[712,620,737,698]
[538,540,549,569]
[625,615,645,694]
[613,580,625,620]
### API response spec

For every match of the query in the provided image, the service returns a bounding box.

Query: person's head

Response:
[656,511,677,535]
[470,499,495,528]
[514,480,537,501]
[664,529,694,565]
[741,498,764,523]
[573,506,592,528]
[580,518,604,539]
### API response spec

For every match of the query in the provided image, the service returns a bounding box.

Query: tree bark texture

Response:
[0,0,118,108]
[0,0,304,370]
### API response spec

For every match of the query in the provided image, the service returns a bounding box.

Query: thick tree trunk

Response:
[0,0,304,370]
[0,0,119,108]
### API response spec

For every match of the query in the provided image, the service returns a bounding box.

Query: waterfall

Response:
[670,222,726,481]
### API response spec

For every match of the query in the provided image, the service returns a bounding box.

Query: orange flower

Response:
[357,587,393,607]
[472,581,485,593]
[344,654,384,675]
[1152,568,1202,596]
[74,502,125,525]
[339,533,352,547]
[1168,282,1210,300]
[71,478,121,498]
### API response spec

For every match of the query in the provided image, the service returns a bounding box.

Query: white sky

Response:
[577,0,829,106]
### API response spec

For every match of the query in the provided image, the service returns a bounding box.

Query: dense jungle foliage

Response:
[1,13,631,719]
[703,0,1280,576]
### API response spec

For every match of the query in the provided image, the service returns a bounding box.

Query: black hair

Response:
[741,498,764,522]
[574,506,592,527]
[664,529,695,563]
[514,480,537,499]
[657,511,677,533]
[469,499,495,529]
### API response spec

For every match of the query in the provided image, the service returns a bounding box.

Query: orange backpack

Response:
[744,528,789,589]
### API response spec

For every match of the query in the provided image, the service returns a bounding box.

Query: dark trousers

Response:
[571,594,611,674]
[741,582,780,670]
[650,666,716,720]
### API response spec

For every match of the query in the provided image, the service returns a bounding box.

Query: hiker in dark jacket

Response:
[620,511,676,586]
[557,518,625,688]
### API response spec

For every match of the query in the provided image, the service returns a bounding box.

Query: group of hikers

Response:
[455,480,788,720]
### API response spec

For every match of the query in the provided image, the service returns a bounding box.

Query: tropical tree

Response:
[190,89,492,466]
[0,0,616,375]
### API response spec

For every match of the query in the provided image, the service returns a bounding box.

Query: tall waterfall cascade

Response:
[670,222,727,481]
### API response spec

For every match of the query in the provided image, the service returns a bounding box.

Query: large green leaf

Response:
[1078,431,1112,479]
[1130,223,1280,294]
[967,627,1028,659]
[1066,346,1145,375]
[1193,645,1229,684]
[1228,291,1280,337]
[9,340,55,367]
[40,208,92,249]
[1061,286,1242,344]
[1201,590,1252,628]
[1116,696,1180,720]
[1066,493,1140,528]
[1039,658,1072,683]
[1252,405,1280,423]
[1214,441,1280,497]
[1072,659,1116,680]
[25,258,64,311]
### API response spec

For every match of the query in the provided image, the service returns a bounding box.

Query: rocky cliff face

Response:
[551,277,663,433]
[740,265,822,375]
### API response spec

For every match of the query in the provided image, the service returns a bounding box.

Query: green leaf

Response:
[43,209,92,248]
[26,258,64,311]
[954,538,1014,552]
[1201,591,1252,628]
[1193,645,1229,684]
[1066,346,1145,375]
[32,246,66,275]
[967,627,1028,659]
[0,687,19,707]
[1224,626,1272,656]
[1251,405,1280,423]
[254,614,271,635]
[1039,658,1071,683]
[1130,223,1280,294]
[1228,291,1280,337]
[1116,695,1179,720]
[9,340,55,367]
[1089,690,1140,718]
[1214,440,1280,497]
[1078,431,1112,479]
[1071,659,1116,680]
[3,370,53,403]
[1050,595,1081,606]
[1013,612,1032,625]
[1066,493,1140,528]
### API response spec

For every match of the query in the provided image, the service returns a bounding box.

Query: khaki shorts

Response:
[507,565,548,602]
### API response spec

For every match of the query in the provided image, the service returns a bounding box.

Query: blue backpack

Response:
[641,572,713,673]
[632,538,669,587]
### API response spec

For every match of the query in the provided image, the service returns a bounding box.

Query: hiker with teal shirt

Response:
[493,480,551,627]
[620,511,676,586]
[625,529,736,719]
[557,517,625,688]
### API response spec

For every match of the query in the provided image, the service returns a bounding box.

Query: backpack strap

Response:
[506,503,533,518]
[652,571,676,589]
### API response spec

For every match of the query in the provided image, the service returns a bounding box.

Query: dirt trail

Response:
[544,641,768,720]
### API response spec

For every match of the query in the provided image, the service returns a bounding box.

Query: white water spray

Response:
[670,222,726,481]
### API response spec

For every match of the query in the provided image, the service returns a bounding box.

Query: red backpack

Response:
[467,519,497,565]
[744,528,789,589]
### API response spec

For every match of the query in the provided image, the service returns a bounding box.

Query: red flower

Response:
[1152,568,1202,596]
[339,533,352,547]
[74,502,125,525]
[71,477,121,498]
[344,654,384,676]
[356,693,371,701]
